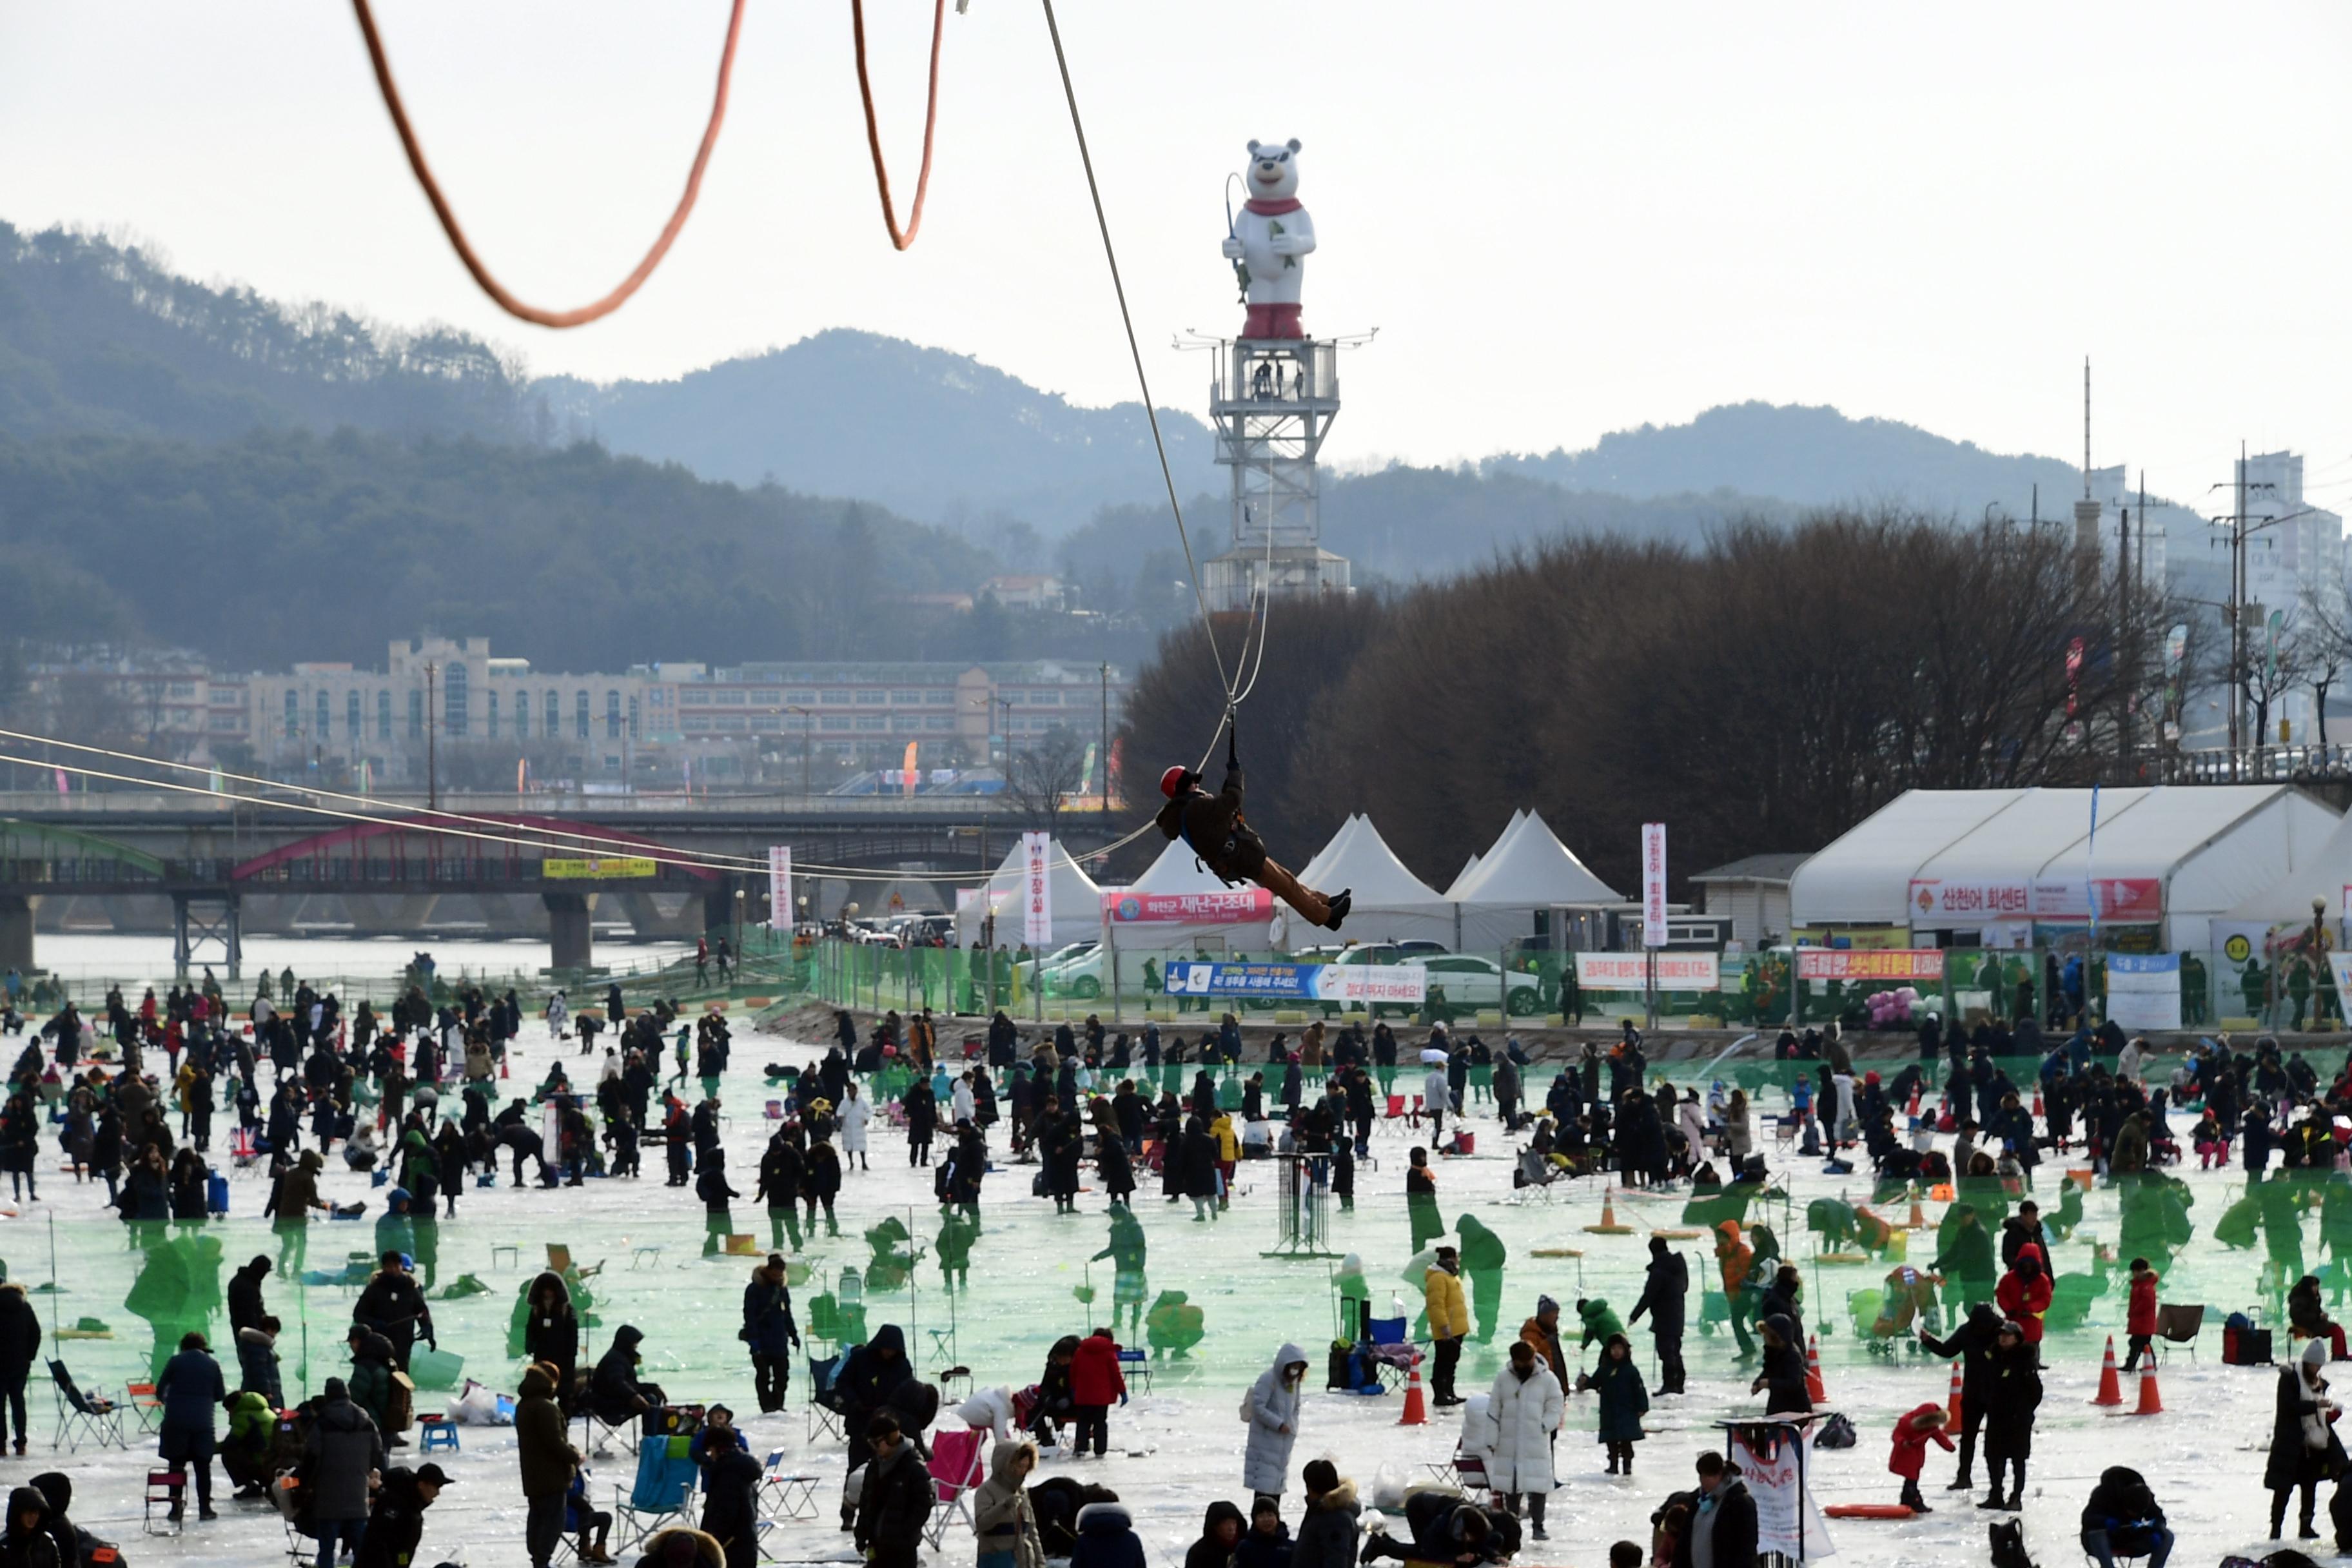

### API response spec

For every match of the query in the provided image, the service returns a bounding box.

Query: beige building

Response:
[243,637,1128,787]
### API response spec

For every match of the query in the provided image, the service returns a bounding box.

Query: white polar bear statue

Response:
[1221,137,1316,339]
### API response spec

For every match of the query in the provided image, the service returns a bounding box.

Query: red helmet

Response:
[1159,765,1191,799]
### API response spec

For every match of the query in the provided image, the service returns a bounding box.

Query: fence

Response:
[805,936,2333,1037]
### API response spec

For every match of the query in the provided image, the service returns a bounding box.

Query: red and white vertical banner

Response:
[767,846,792,926]
[1642,822,1669,948]
[1022,832,1054,947]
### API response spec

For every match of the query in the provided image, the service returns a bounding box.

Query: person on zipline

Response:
[1157,727,1350,930]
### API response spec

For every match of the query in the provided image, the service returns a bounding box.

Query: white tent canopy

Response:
[1098,836,1275,954]
[1449,810,1623,950]
[2221,800,2352,926]
[1790,785,2341,948]
[1273,814,1455,948]
[952,837,1104,950]
[1788,789,2030,926]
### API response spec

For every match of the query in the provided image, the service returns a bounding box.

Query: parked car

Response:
[1419,954,1544,1017]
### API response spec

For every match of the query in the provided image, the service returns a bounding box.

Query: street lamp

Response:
[734,887,745,977]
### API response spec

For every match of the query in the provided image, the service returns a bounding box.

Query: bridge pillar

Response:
[702,883,738,939]
[545,892,598,973]
[171,892,241,981]
[0,896,38,974]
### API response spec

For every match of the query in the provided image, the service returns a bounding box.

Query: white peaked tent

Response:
[1098,836,1276,954]
[1275,814,1455,947]
[952,836,1104,950]
[1295,815,1366,890]
[1449,810,1624,948]
[2223,803,2352,926]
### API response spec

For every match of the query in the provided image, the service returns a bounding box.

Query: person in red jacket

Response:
[2122,1257,2160,1371]
[1888,1402,1954,1513]
[1067,1328,1127,1458]
[1994,1242,2052,1357]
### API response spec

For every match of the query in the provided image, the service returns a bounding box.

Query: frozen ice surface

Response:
[13,1026,2311,1564]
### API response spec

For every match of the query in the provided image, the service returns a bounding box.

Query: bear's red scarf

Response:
[1243,197,1302,216]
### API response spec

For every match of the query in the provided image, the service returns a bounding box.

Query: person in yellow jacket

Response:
[1210,1113,1239,1210]
[1424,1242,1469,1407]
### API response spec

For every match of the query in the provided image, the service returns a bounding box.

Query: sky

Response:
[3,1,2349,502]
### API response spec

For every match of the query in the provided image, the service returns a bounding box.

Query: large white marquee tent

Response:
[1788,785,2340,950]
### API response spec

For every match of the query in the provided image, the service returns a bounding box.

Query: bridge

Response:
[0,792,1128,977]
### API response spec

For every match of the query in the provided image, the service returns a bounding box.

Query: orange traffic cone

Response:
[1905,1084,1921,1118]
[1398,1352,1427,1426]
[1945,1360,1964,1427]
[2090,1336,2123,1406]
[1805,1334,1827,1404]
[498,1054,509,1079]
[1905,1184,1926,1230]
[2032,1090,2044,1119]
[1585,1186,1634,1235]
[2129,1363,2162,1416]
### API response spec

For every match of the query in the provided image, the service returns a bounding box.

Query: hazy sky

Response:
[4,1,2349,501]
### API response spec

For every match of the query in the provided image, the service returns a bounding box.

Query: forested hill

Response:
[1490,401,2095,524]
[0,222,540,446]
[538,330,1222,540]
[0,429,1006,672]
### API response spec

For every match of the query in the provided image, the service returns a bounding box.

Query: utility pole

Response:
[424,660,439,811]
[1099,662,1110,823]
[2236,442,2246,769]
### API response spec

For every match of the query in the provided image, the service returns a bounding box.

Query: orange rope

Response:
[348,0,747,328]
[850,0,947,251]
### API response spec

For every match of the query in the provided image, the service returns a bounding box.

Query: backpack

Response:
[1988,1516,2037,1568]
[1814,1413,1857,1449]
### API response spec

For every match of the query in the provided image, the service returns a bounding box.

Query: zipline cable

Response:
[348,0,747,328]
[0,752,763,877]
[0,732,1152,884]
[850,0,948,251]
[0,727,769,871]
[1039,0,1237,725]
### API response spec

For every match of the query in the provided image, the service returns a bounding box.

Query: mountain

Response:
[0,426,1020,674]
[1,217,2188,600]
[538,329,1220,537]
[1491,400,2092,525]
[0,222,540,446]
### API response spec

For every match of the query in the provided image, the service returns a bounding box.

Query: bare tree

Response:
[2301,580,2352,747]
[2242,603,2309,750]
[1003,725,1091,832]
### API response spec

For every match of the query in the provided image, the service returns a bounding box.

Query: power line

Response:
[1039,0,1236,725]
[0,732,1157,885]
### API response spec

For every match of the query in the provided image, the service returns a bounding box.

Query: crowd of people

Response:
[19,961,2352,1564]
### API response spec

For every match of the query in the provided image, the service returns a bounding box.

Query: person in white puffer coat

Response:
[1482,1338,1563,1540]
[1242,1342,1310,1511]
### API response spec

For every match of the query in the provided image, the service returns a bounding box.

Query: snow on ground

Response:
[12,1024,2318,1565]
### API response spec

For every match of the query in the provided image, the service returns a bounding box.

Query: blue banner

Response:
[1162,960,1426,1004]
[1164,961,1318,999]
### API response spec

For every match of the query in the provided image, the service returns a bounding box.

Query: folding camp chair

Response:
[142,1468,186,1534]
[576,1407,640,1460]
[126,1379,164,1434]
[48,1360,126,1452]
[615,1435,700,1554]
[757,1447,821,1524]
[2155,1302,2206,1364]
[1117,1346,1152,1395]
[1363,1317,1416,1391]
[922,1426,987,1549]
[806,1353,845,1444]
[1427,1442,1491,1500]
